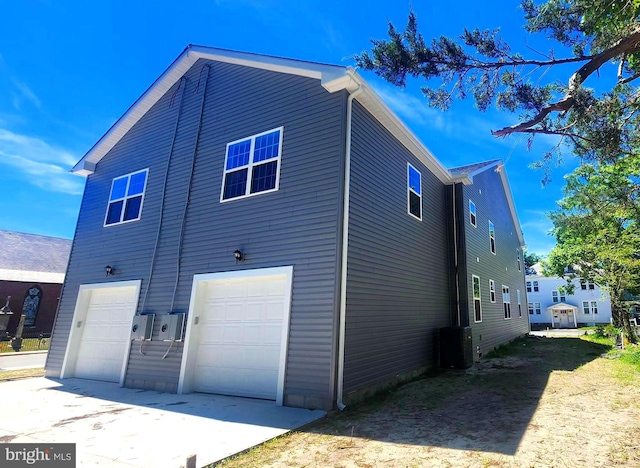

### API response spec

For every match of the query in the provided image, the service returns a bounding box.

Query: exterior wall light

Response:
[105,265,115,276]
[234,250,244,263]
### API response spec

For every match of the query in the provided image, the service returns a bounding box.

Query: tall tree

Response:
[524,251,543,268]
[546,157,640,339]
[355,1,640,167]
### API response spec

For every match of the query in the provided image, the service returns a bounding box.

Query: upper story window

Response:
[469,200,477,227]
[489,221,496,254]
[552,290,566,303]
[526,281,531,292]
[221,127,283,201]
[472,275,482,322]
[528,302,534,315]
[580,280,595,290]
[407,164,422,220]
[105,169,148,226]
[533,281,539,292]
[489,279,496,303]
[517,249,521,271]
[502,285,511,319]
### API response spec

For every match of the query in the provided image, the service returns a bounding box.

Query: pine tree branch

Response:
[492,29,640,137]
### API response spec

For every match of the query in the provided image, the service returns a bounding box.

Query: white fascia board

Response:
[71,45,350,175]
[0,269,65,283]
[345,70,453,185]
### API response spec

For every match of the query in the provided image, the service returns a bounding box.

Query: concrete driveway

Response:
[0,378,325,467]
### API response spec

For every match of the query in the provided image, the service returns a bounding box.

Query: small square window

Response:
[104,169,148,226]
[469,200,477,227]
[407,164,422,220]
[221,128,283,201]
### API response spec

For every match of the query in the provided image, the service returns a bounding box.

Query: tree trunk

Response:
[612,292,637,344]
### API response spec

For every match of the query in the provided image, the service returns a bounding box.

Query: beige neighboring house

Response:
[526,263,613,329]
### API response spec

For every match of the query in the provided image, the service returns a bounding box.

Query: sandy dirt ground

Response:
[218,336,640,467]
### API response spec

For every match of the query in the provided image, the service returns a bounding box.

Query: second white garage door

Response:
[191,271,291,400]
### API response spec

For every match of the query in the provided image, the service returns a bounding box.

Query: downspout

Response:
[336,86,363,411]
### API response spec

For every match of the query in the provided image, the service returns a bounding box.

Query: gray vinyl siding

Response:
[47,59,347,409]
[460,167,529,358]
[343,101,451,394]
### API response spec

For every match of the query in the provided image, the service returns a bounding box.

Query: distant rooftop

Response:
[0,230,72,283]
[448,159,501,176]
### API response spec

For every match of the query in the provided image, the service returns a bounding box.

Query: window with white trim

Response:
[583,301,590,314]
[535,302,541,314]
[528,302,534,315]
[533,281,539,292]
[583,301,599,314]
[472,275,482,322]
[526,281,532,293]
[591,301,598,314]
[502,285,511,319]
[407,164,422,220]
[517,289,522,317]
[489,221,496,254]
[580,280,595,290]
[105,169,148,226]
[489,279,496,303]
[552,291,559,303]
[517,249,521,271]
[221,127,283,201]
[469,200,477,227]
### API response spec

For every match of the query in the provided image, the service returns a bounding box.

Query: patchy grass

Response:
[213,336,640,468]
[0,338,50,353]
[0,368,44,381]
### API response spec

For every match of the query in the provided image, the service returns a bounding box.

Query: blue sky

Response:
[1,0,592,254]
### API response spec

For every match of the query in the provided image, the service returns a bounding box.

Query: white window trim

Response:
[526,281,532,293]
[220,126,284,203]
[591,300,599,314]
[407,163,422,221]
[469,200,477,227]
[502,285,511,319]
[533,281,539,292]
[489,279,496,303]
[472,275,482,323]
[104,168,149,227]
[517,289,522,317]
[535,302,541,314]
[552,290,559,303]
[489,220,496,255]
[528,302,534,315]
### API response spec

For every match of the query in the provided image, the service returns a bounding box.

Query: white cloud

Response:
[12,80,41,109]
[0,129,84,195]
[372,82,451,133]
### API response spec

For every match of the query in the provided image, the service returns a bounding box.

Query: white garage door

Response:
[74,287,137,382]
[192,274,288,400]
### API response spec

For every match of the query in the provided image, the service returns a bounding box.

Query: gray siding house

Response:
[46,46,529,410]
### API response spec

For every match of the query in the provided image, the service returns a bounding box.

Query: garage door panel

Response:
[192,273,288,400]
[74,286,136,383]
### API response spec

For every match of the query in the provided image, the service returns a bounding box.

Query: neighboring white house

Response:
[526,263,612,329]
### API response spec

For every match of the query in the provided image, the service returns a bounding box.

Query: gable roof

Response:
[0,230,72,283]
[71,45,452,184]
[449,159,525,247]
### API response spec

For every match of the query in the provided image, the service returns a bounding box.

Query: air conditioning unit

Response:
[439,326,473,369]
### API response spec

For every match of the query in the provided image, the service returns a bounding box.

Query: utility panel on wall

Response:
[131,314,154,341]
[159,314,184,341]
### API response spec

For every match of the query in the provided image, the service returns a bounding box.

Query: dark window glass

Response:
[409,192,421,218]
[474,300,482,322]
[123,196,142,221]
[106,201,124,225]
[250,161,277,194]
[223,169,248,199]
